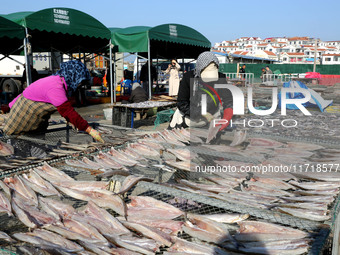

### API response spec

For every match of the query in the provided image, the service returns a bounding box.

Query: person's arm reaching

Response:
[57,101,104,142]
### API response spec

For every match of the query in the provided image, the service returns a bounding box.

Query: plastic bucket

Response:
[103,108,112,120]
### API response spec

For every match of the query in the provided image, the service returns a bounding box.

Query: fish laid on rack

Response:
[167,148,198,161]
[50,179,109,192]
[277,207,330,222]
[294,188,339,197]
[65,158,105,170]
[248,138,284,148]
[0,231,15,243]
[168,236,229,255]
[0,191,12,216]
[234,221,309,242]
[94,152,126,169]
[168,129,190,144]
[53,185,127,217]
[12,232,84,254]
[158,130,185,146]
[182,213,234,245]
[179,179,232,194]
[0,141,14,156]
[224,239,310,255]
[121,147,147,161]
[35,162,74,182]
[0,180,10,196]
[124,218,184,235]
[115,175,153,195]
[273,148,315,158]
[286,142,324,151]
[201,213,249,224]
[81,156,110,170]
[205,176,242,188]
[21,170,60,197]
[229,130,247,147]
[248,177,296,191]
[39,196,76,220]
[81,201,130,236]
[138,139,164,151]
[291,172,340,182]
[165,160,198,172]
[4,175,38,206]
[118,218,173,247]
[109,147,141,166]
[44,221,109,245]
[11,190,57,228]
[289,180,340,190]
[76,240,116,255]
[241,183,293,197]
[128,143,160,157]
[28,229,84,253]
[275,201,328,211]
[127,196,184,220]
[104,233,160,255]
[177,128,204,144]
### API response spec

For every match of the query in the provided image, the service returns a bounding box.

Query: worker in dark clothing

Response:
[21,65,39,87]
[129,82,148,103]
[169,51,233,130]
[140,61,157,96]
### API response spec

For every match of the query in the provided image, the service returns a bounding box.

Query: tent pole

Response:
[113,53,116,103]
[109,40,114,104]
[24,28,32,86]
[136,53,139,81]
[148,38,151,99]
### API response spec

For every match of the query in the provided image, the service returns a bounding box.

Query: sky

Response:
[1,0,340,44]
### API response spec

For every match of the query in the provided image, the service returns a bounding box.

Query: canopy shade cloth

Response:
[111,24,211,59]
[2,8,111,52]
[0,16,25,54]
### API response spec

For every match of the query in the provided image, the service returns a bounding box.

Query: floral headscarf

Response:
[54,60,91,92]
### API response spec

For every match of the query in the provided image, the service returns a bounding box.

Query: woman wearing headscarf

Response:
[165,59,181,96]
[169,51,233,131]
[3,60,104,143]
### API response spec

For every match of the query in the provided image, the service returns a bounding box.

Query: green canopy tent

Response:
[2,8,111,85]
[111,24,211,99]
[0,16,25,54]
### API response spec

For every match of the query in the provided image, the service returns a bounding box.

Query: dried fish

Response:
[248,138,284,148]
[0,231,15,243]
[165,160,197,172]
[21,170,60,197]
[128,143,160,157]
[116,175,152,195]
[289,180,340,190]
[0,141,14,156]
[277,207,330,222]
[4,175,38,206]
[180,179,232,194]
[201,213,249,223]
[0,191,12,216]
[230,130,247,147]
[167,148,198,161]
[39,196,76,219]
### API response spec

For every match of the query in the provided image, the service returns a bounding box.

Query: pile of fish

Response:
[0,162,315,254]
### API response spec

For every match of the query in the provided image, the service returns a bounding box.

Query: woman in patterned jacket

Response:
[3,60,104,143]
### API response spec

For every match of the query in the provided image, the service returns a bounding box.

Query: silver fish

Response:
[201,213,249,223]
[0,191,12,216]
[39,196,75,220]
[21,170,60,197]
[180,179,232,194]
[206,120,221,144]
[0,141,14,156]
[182,213,234,244]
[54,186,127,217]
[128,143,160,157]
[104,234,157,255]
[81,201,130,236]
[277,207,330,222]
[0,231,15,243]
[168,236,229,255]
[116,175,152,195]
[167,148,198,161]
[230,130,247,147]
[0,180,10,196]
[119,218,172,247]
[289,180,340,190]
[4,176,38,206]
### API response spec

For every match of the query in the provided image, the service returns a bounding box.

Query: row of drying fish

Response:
[0,163,313,255]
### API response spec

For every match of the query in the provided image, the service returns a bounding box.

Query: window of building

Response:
[325,58,331,61]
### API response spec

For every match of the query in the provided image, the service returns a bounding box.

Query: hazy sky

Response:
[1,0,340,44]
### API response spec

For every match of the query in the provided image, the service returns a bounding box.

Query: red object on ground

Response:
[319,75,340,86]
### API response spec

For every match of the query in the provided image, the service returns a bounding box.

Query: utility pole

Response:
[313,38,318,73]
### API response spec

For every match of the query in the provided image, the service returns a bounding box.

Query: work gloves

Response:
[86,127,104,143]
[219,108,233,131]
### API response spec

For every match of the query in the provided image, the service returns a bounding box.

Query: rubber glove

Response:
[219,108,233,131]
[86,127,104,143]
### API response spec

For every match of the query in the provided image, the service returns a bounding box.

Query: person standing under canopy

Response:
[3,60,104,143]
[165,59,181,96]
